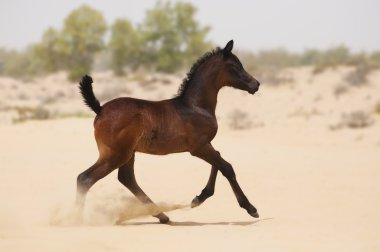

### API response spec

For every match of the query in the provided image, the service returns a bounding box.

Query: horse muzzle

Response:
[247,80,260,94]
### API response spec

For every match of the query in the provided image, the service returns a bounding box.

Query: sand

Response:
[0,67,379,251]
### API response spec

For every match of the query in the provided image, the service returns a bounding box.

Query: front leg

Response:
[191,144,259,218]
[191,165,218,208]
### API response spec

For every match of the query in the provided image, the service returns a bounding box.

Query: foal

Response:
[77,40,260,223]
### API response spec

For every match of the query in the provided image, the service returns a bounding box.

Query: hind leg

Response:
[76,156,125,209]
[76,143,133,209]
[75,159,120,224]
[76,162,109,208]
[118,153,170,224]
[77,112,143,209]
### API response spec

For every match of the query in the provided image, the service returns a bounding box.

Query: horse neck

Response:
[180,69,220,114]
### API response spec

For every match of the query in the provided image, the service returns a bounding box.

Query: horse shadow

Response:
[119,218,273,227]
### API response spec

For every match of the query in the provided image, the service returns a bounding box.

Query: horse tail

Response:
[79,75,102,115]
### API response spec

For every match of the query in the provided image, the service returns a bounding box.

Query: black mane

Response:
[176,47,222,97]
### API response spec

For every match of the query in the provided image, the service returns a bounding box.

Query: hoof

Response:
[247,206,259,218]
[191,196,201,208]
[250,211,260,218]
[159,216,170,224]
[155,213,170,224]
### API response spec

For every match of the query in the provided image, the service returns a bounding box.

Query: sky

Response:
[0,0,379,52]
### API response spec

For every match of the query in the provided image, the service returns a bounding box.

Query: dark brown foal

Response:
[76,40,260,223]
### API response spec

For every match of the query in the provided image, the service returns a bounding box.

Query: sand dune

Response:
[0,67,379,251]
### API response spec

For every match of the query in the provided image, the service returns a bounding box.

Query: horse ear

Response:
[223,40,234,55]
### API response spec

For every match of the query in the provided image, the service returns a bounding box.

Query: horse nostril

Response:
[257,80,261,86]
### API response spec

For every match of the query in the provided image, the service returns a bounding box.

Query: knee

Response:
[219,162,236,180]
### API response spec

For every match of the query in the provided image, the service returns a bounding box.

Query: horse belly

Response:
[136,135,188,155]
[135,130,188,155]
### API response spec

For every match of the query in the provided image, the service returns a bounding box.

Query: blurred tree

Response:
[0,48,12,75]
[313,45,350,73]
[175,2,211,66]
[300,49,322,65]
[109,18,141,76]
[1,50,25,77]
[347,52,368,66]
[2,46,43,78]
[34,27,66,73]
[141,1,211,72]
[256,49,300,69]
[60,5,107,81]
[322,46,350,65]
[369,51,380,67]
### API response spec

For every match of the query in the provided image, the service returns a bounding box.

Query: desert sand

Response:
[0,67,379,251]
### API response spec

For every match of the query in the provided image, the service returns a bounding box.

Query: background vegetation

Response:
[0,1,379,82]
